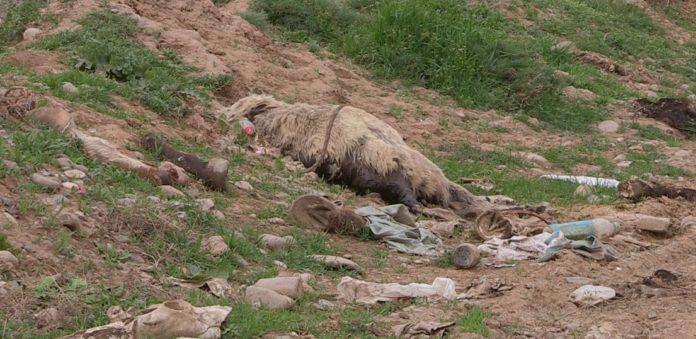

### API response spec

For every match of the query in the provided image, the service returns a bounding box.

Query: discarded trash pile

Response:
[220,95,476,211]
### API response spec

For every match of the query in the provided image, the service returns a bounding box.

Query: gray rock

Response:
[273,260,287,269]
[33,307,60,329]
[43,194,67,207]
[597,120,619,134]
[202,235,229,256]
[259,234,295,250]
[64,169,86,179]
[562,86,597,101]
[73,165,89,173]
[22,28,42,42]
[681,216,696,229]
[234,181,254,191]
[2,160,18,170]
[525,153,551,167]
[196,198,214,211]
[1,212,17,226]
[160,185,184,197]
[245,286,294,310]
[314,299,336,310]
[212,210,225,220]
[117,197,137,206]
[30,173,61,190]
[61,82,79,94]
[0,250,18,271]
[146,195,160,203]
[253,277,303,299]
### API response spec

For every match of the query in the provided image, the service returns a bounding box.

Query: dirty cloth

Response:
[356,205,444,256]
[392,321,455,338]
[540,174,619,188]
[540,232,618,262]
[337,276,460,304]
[64,299,231,339]
[479,231,617,262]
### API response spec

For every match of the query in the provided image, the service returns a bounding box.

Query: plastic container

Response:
[240,118,255,135]
[549,218,620,240]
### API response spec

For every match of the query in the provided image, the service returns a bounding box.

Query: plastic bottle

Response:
[240,118,255,135]
[549,218,620,240]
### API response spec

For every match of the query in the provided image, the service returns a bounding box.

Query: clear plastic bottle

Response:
[549,218,620,240]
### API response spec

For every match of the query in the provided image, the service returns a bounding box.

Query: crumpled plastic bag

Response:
[63,300,231,339]
[356,205,444,256]
[337,276,459,304]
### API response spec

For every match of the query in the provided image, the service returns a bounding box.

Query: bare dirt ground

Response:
[1,0,695,337]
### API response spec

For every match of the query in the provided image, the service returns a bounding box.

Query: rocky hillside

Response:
[0,0,695,337]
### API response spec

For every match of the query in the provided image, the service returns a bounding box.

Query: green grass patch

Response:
[630,122,681,146]
[0,0,47,47]
[617,145,689,180]
[539,138,614,174]
[36,10,230,117]
[0,233,13,252]
[436,143,617,205]
[457,306,492,336]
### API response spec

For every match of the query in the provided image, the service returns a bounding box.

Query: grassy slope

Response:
[0,0,694,337]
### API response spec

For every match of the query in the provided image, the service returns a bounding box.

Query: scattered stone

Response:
[245,286,294,310]
[647,310,657,320]
[61,82,79,94]
[681,216,696,230]
[314,299,336,310]
[309,255,362,272]
[146,195,160,203]
[22,28,42,42]
[33,307,60,329]
[202,235,229,256]
[273,260,288,269]
[212,210,225,220]
[674,150,690,158]
[574,184,592,197]
[73,164,89,173]
[613,154,626,162]
[597,120,619,134]
[30,173,61,190]
[268,217,285,225]
[552,40,574,50]
[117,197,136,206]
[64,169,86,179]
[553,70,570,78]
[2,160,18,169]
[259,234,295,250]
[634,215,671,233]
[160,185,184,197]
[234,181,254,191]
[58,211,82,232]
[253,277,303,299]
[61,182,80,192]
[616,160,632,168]
[562,86,597,101]
[1,212,17,226]
[525,153,551,167]
[0,250,19,271]
[196,198,214,211]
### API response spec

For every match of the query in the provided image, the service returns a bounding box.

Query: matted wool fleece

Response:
[222,95,474,206]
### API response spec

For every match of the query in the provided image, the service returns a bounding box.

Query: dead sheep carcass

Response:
[222,95,476,210]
